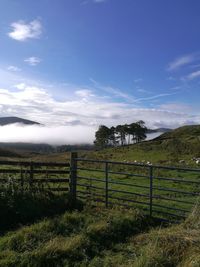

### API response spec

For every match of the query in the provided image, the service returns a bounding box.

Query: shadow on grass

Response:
[0,188,83,234]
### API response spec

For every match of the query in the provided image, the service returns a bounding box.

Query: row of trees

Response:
[94,120,147,148]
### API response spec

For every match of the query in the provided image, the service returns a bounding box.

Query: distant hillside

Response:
[84,125,200,166]
[0,143,54,153]
[0,143,94,159]
[0,147,21,158]
[156,125,200,141]
[0,117,40,126]
[147,128,172,134]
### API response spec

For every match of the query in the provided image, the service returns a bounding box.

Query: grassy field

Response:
[0,125,200,221]
[73,125,200,221]
[0,125,200,265]
[0,205,200,266]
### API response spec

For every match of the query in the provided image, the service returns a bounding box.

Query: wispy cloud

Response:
[189,63,200,69]
[185,70,200,80]
[167,53,198,71]
[7,66,21,72]
[75,89,95,99]
[8,19,42,41]
[90,78,135,102]
[135,93,176,103]
[90,78,177,104]
[93,0,107,3]
[81,0,107,5]
[24,57,41,66]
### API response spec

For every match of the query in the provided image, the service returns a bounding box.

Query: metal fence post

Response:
[105,162,109,207]
[149,166,153,217]
[70,152,77,204]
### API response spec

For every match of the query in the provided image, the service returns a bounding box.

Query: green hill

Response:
[85,125,200,166]
[156,124,200,141]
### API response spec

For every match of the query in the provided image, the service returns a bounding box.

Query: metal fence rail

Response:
[0,153,200,222]
[69,153,200,221]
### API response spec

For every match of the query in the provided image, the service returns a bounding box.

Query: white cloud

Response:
[186,70,200,80]
[159,102,192,113]
[14,83,26,90]
[24,57,41,66]
[8,19,42,41]
[167,53,197,71]
[0,69,199,144]
[7,66,21,72]
[0,82,199,133]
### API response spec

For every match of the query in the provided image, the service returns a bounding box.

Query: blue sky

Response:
[0,0,200,138]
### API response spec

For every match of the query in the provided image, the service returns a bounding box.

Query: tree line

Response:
[94,120,147,148]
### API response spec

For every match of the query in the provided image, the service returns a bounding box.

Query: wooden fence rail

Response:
[0,160,70,193]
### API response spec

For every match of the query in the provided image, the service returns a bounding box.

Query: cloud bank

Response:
[0,70,199,144]
[0,124,95,145]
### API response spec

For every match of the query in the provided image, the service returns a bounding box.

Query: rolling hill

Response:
[0,116,40,126]
[156,124,200,141]
[84,125,200,166]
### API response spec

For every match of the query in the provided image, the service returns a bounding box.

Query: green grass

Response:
[0,186,83,234]
[1,204,200,266]
[74,126,200,221]
[76,160,200,221]
[0,125,200,265]
[0,207,154,267]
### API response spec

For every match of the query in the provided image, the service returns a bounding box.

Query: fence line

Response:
[0,160,70,193]
[73,155,200,221]
[0,154,200,222]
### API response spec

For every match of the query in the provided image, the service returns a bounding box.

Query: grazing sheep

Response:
[146,161,152,165]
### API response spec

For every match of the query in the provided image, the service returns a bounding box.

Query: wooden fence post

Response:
[70,152,77,204]
[105,162,109,207]
[30,162,34,189]
[20,164,24,193]
[149,166,153,217]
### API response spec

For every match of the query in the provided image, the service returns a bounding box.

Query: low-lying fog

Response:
[0,124,95,145]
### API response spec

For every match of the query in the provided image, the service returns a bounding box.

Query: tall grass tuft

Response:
[0,177,83,234]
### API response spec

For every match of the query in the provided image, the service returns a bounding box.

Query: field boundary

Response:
[70,153,200,222]
[0,153,200,222]
[0,160,70,193]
